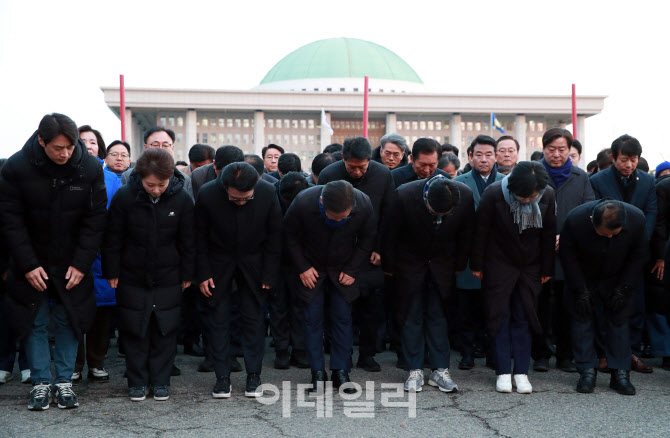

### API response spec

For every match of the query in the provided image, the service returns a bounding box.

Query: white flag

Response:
[321,109,333,136]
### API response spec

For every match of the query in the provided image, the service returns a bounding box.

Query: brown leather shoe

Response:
[631,354,653,373]
[598,357,609,372]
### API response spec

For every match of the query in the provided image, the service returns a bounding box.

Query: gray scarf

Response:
[501,177,544,233]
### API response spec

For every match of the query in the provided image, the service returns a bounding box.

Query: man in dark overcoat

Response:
[391,138,451,188]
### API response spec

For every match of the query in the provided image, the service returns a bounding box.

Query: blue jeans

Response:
[26,299,78,384]
[495,289,531,375]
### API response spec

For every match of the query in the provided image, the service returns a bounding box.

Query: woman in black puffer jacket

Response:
[103,149,195,402]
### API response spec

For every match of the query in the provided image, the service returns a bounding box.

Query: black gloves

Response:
[574,288,592,320]
[608,285,633,313]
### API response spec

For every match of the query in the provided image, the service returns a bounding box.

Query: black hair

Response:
[470,135,496,153]
[38,113,78,146]
[637,156,649,173]
[530,151,544,161]
[323,143,343,154]
[312,153,336,177]
[496,135,520,151]
[587,160,597,173]
[596,148,613,170]
[427,178,460,214]
[592,199,626,230]
[243,154,265,176]
[611,134,642,159]
[135,148,174,180]
[441,143,459,156]
[278,153,302,175]
[220,162,259,192]
[175,160,188,167]
[107,140,131,156]
[572,139,583,156]
[542,127,573,149]
[342,137,372,160]
[321,180,355,213]
[78,125,107,159]
[412,138,441,159]
[332,151,343,161]
[262,144,285,159]
[215,145,244,170]
[143,126,175,144]
[189,144,215,163]
[439,153,460,171]
[507,161,550,198]
[279,171,309,203]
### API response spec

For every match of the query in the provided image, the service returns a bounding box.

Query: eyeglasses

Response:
[108,152,130,158]
[228,192,254,203]
[149,142,173,149]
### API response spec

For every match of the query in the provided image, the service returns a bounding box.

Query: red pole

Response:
[571,83,577,139]
[363,75,369,139]
[120,74,126,142]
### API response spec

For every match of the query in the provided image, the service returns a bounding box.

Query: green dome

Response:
[260,38,423,85]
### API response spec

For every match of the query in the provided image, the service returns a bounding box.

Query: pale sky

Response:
[1,0,668,167]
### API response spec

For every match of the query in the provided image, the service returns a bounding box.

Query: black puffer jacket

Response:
[0,132,107,339]
[102,171,195,337]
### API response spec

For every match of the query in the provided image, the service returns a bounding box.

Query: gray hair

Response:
[379,132,408,151]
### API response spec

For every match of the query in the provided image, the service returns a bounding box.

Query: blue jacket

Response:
[590,167,657,238]
[454,170,505,290]
[93,166,122,306]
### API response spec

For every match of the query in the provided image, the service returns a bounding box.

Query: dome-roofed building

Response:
[256,37,425,93]
[102,38,604,168]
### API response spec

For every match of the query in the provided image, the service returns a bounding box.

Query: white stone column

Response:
[385,112,397,135]
[577,115,586,145]
[254,110,265,156]
[515,114,527,161]
[123,108,134,153]
[450,113,462,149]
[320,111,332,150]
[185,109,197,149]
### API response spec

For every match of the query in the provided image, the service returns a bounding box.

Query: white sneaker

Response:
[71,371,82,382]
[514,374,532,394]
[21,369,31,384]
[88,368,109,381]
[496,374,512,393]
[404,369,424,392]
[0,370,12,384]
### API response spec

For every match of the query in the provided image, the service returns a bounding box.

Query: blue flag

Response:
[491,113,506,134]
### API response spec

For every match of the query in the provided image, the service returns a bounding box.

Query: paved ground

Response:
[1,341,669,438]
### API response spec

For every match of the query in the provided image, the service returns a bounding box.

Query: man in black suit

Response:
[560,199,649,395]
[283,181,376,393]
[391,138,450,188]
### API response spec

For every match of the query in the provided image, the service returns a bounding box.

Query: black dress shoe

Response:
[309,370,328,393]
[171,364,181,376]
[557,359,578,373]
[459,354,474,370]
[230,356,243,373]
[331,370,357,394]
[184,343,205,357]
[533,358,550,372]
[356,355,381,372]
[290,350,310,369]
[610,369,636,395]
[274,350,290,370]
[198,359,214,373]
[576,368,597,393]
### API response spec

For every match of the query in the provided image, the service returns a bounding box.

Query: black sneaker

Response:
[28,383,52,411]
[245,373,263,397]
[54,382,79,409]
[153,385,169,401]
[212,377,231,398]
[129,386,148,402]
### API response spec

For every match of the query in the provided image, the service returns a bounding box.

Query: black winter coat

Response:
[195,176,282,304]
[559,201,649,325]
[283,186,376,303]
[0,132,107,339]
[371,145,410,170]
[391,163,450,188]
[102,171,195,337]
[381,179,475,320]
[470,182,556,335]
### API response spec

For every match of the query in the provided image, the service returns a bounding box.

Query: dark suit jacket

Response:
[391,163,450,188]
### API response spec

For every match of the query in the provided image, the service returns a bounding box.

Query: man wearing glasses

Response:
[121,127,193,199]
[194,162,282,399]
[104,140,131,177]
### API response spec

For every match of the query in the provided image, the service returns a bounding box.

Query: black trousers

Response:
[199,271,265,378]
[269,267,305,353]
[628,282,645,355]
[355,268,385,358]
[180,284,203,347]
[123,313,176,388]
[455,288,487,356]
[572,293,630,372]
[531,280,573,362]
[75,306,113,372]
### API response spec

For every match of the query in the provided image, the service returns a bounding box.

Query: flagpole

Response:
[571,84,577,140]
[363,76,369,139]
[489,113,492,137]
[120,74,126,142]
